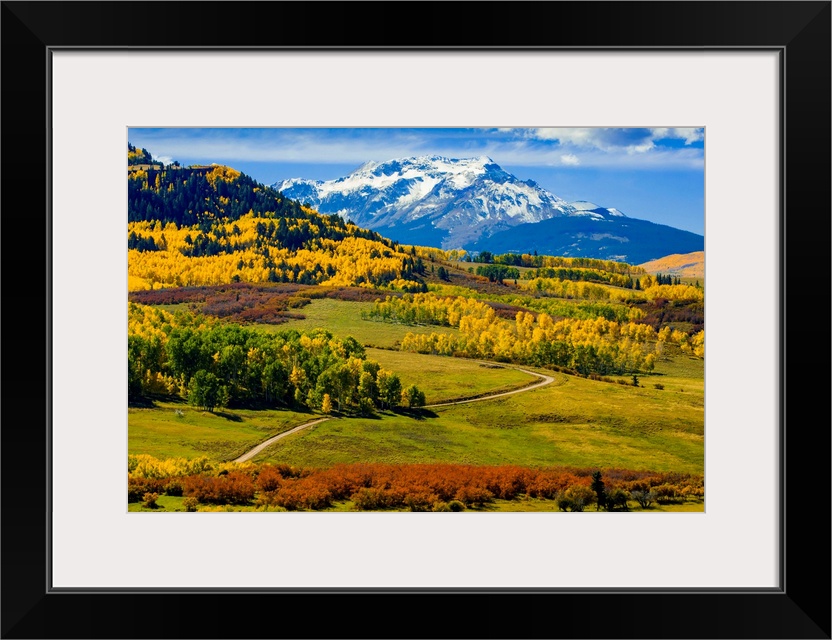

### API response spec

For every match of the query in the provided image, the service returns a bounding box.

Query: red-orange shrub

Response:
[183,472,255,505]
[128,476,167,502]
[255,465,285,493]
[271,478,333,510]
[351,487,396,510]
[526,471,585,499]
[454,485,494,507]
[403,490,439,512]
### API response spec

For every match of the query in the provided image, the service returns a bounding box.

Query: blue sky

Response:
[128,128,704,235]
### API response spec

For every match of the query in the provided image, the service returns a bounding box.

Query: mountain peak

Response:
[273,154,699,260]
[273,155,574,249]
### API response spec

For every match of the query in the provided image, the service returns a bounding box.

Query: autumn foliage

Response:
[367,292,662,374]
[182,472,256,505]
[127,302,421,411]
[128,457,704,511]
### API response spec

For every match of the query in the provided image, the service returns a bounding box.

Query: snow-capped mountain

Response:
[274,156,702,262]
[275,156,606,249]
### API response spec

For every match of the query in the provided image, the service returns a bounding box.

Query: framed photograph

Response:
[3,2,829,638]
[124,124,708,517]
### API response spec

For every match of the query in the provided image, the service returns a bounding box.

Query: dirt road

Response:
[424,368,555,408]
[232,366,556,462]
[233,417,330,463]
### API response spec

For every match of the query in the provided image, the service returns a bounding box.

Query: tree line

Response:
[128,303,424,413]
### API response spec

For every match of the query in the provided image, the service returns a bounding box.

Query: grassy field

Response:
[252,355,703,474]
[367,348,534,404]
[128,495,186,512]
[128,343,703,473]
[128,401,314,461]
[260,298,460,348]
[128,352,542,460]
[128,494,702,513]
[129,293,704,484]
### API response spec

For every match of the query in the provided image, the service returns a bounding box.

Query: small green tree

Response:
[188,370,221,412]
[403,385,426,409]
[630,489,656,509]
[377,370,402,409]
[358,396,375,416]
[357,371,379,405]
[605,487,629,511]
[217,385,231,410]
[559,485,595,512]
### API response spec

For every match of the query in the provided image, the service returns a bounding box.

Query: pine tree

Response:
[591,471,606,511]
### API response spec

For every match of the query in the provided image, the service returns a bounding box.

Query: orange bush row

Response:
[128,463,704,511]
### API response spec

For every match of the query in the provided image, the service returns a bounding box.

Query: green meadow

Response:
[262,298,460,348]
[129,295,703,475]
[127,349,540,462]
[250,356,703,474]
[128,402,313,461]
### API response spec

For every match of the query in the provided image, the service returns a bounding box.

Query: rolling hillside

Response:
[639,251,705,278]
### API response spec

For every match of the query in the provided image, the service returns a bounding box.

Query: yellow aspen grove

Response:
[128,214,424,291]
[690,331,705,357]
[377,291,661,374]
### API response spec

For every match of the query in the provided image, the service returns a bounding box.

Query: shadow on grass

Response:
[128,397,156,408]
[391,408,437,421]
[215,411,243,422]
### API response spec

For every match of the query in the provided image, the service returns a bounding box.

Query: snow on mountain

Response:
[273,155,601,249]
[569,201,627,219]
[273,156,704,261]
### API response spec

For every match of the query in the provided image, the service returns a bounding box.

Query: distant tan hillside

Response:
[639,251,704,278]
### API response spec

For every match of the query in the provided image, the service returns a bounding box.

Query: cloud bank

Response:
[129,127,704,171]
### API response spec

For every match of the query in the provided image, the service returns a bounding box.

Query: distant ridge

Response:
[639,251,705,278]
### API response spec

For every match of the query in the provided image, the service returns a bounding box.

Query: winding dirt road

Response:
[425,368,555,408]
[233,417,330,463]
[232,366,555,463]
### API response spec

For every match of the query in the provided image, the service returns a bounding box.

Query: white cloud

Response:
[131,128,704,174]
[132,135,434,167]
[650,127,705,144]
[523,127,704,152]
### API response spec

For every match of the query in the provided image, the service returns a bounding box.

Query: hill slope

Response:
[639,251,705,278]
[126,144,430,291]
[468,213,704,265]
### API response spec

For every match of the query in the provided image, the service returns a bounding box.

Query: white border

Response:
[51,51,779,588]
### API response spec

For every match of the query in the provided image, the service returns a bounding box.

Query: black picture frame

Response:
[2,2,829,638]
